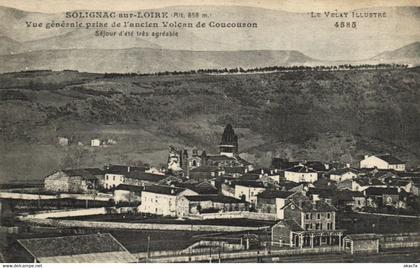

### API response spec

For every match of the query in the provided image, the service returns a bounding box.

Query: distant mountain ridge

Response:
[372,42,420,62]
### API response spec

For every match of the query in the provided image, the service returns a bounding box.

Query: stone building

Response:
[271,197,343,248]
[44,169,99,193]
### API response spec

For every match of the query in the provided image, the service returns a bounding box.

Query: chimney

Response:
[364,155,369,159]
[127,166,131,172]
[171,189,175,194]
[261,169,264,175]
[346,163,350,168]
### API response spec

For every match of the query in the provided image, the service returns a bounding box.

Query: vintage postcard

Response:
[0,0,419,264]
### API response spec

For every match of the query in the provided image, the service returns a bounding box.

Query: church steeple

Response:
[219,124,238,157]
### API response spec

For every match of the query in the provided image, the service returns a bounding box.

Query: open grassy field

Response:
[336,212,420,234]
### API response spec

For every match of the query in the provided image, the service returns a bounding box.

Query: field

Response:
[336,212,420,234]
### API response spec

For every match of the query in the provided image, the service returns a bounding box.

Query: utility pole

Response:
[147,235,151,262]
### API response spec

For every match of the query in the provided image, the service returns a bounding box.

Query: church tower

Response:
[218,124,238,157]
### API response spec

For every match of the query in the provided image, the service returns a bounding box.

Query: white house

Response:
[360,154,405,171]
[138,185,198,217]
[91,139,101,147]
[234,181,266,205]
[329,167,359,182]
[284,165,318,183]
[113,184,143,204]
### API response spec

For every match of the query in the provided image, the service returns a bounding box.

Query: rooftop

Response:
[371,154,405,165]
[183,194,244,203]
[142,185,190,196]
[18,233,136,263]
[257,190,295,199]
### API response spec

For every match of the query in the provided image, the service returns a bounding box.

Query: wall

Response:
[18,216,268,232]
[0,191,112,201]
[29,207,109,219]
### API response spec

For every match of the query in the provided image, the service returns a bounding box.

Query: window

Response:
[113,176,115,181]
[327,213,331,219]
[317,213,321,219]
[305,213,311,220]
[315,223,321,230]
[305,224,311,230]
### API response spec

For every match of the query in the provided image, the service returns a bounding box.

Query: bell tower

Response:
[218,124,238,157]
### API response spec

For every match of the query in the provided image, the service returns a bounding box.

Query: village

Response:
[1,124,420,263]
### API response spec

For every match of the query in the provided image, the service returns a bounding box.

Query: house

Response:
[189,166,225,181]
[44,169,99,193]
[91,139,101,147]
[271,198,342,248]
[103,165,164,189]
[412,179,420,196]
[177,195,247,217]
[138,185,198,217]
[351,178,386,192]
[57,137,69,146]
[256,190,301,219]
[342,234,380,255]
[17,233,136,263]
[113,184,143,205]
[284,165,318,183]
[364,187,399,208]
[329,167,359,182]
[271,158,300,170]
[170,181,218,195]
[333,190,366,211]
[360,154,405,171]
[234,180,266,205]
[247,168,282,183]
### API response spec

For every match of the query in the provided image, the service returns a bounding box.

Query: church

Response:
[167,124,253,177]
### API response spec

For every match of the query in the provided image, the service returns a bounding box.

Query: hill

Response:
[372,42,420,64]
[0,48,315,73]
[0,68,420,182]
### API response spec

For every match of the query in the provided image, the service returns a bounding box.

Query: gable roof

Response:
[183,194,244,203]
[18,234,136,263]
[172,181,218,195]
[62,169,98,181]
[125,171,166,182]
[329,167,359,176]
[285,199,337,212]
[114,184,143,193]
[285,165,317,173]
[142,185,193,196]
[190,166,221,173]
[234,180,265,188]
[365,187,399,196]
[373,155,405,165]
[104,165,147,175]
[257,190,295,199]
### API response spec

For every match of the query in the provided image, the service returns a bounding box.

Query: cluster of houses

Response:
[41,125,420,249]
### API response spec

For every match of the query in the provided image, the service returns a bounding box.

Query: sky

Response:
[0,0,419,13]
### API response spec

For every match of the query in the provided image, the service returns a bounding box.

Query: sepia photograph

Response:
[0,0,419,264]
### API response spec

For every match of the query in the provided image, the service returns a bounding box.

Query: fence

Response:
[143,246,342,262]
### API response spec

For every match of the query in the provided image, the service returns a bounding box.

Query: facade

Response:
[113,184,143,204]
[284,165,318,183]
[234,181,266,204]
[91,139,101,147]
[364,187,399,208]
[271,198,342,249]
[138,185,198,217]
[329,168,358,182]
[360,154,406,171]
[103,167,165,189]
[176,194,247,217]
[343,234,380,255]
[256,190,300,219]
[44,169,98,193]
